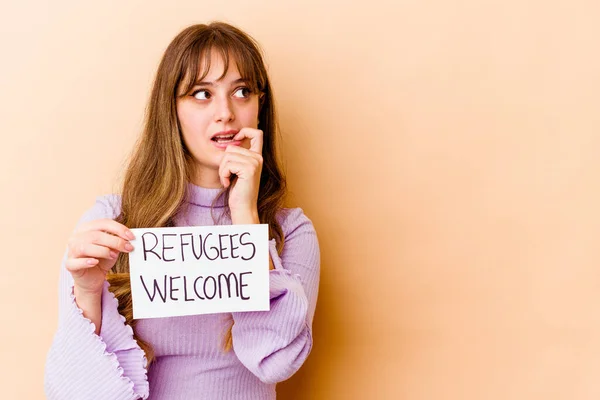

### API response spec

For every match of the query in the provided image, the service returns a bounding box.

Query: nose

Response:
[214,96,235,123]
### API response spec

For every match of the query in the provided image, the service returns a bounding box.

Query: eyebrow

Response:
[192,78,247,87]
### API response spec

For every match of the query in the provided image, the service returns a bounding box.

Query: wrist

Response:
[73,284,103,300]
[73,284,103,335]
[231,207,260,224]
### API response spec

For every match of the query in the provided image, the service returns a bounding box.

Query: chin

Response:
[191,156,220,171]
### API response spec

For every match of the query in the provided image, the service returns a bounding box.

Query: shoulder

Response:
[76,194,123,226]
[276,207,318,241]
[275,207,320,269]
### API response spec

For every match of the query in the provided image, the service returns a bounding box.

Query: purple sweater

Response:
[44,184,321,400]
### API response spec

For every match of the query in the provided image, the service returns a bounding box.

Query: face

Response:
[176,50,260,173]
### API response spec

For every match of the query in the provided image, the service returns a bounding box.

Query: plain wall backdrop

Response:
[2,0,600,398]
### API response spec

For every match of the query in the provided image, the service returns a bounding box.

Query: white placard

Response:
[128,224,270,319]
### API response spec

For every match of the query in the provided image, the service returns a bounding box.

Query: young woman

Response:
[44,22,320,400]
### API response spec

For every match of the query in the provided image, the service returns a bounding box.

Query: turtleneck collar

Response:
[185,182,227,208]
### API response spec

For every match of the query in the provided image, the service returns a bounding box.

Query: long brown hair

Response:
[107,22,287,366]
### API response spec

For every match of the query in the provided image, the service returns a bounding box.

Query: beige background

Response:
[2,0,600,398]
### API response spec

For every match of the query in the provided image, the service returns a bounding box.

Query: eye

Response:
[192,90,210,100]
[233,87,251,99]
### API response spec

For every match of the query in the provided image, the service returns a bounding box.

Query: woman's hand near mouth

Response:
[219,127,264,219]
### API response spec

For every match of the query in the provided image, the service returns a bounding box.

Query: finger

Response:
[221,151,259,169]
[221,151,251,161]
[219,161,247,188]
[65,257,99,272]
[225,145,264,164]
[77,218,135,241]
[219,153,249,187]
[221,150,262,173]
[88,231,134,254]
[233,128,263,155]
[219,159,243,188]
[219,156,232,188]
[69,242,119,260]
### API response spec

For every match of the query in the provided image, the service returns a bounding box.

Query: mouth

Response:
[211,129,239,144]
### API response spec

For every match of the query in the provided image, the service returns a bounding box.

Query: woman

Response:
[44,22,320,400]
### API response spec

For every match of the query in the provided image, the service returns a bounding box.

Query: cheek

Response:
[178,107,210,141]
[238,107,260,127]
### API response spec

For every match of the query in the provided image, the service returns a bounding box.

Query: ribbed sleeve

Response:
[44,196,149,400]
[230,208,321,384]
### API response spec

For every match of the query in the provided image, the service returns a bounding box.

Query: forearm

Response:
[232,269,312,383]
[73,286,102,334]
[229,207,321,383]
[47,277,149,398]
[46,198,150,399]
[231,208,274,270]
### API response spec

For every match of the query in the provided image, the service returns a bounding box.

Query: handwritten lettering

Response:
[140,231,255,263]
[139,272,253,303]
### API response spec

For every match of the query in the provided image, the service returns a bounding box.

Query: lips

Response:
[211,129,239,143]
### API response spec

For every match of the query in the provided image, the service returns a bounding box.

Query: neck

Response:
[191,165,222,189]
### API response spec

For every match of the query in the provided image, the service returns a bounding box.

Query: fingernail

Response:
[87,259,98,265]
[126,230,135,240]
[125,243,134,252]
[110,251,118,259]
